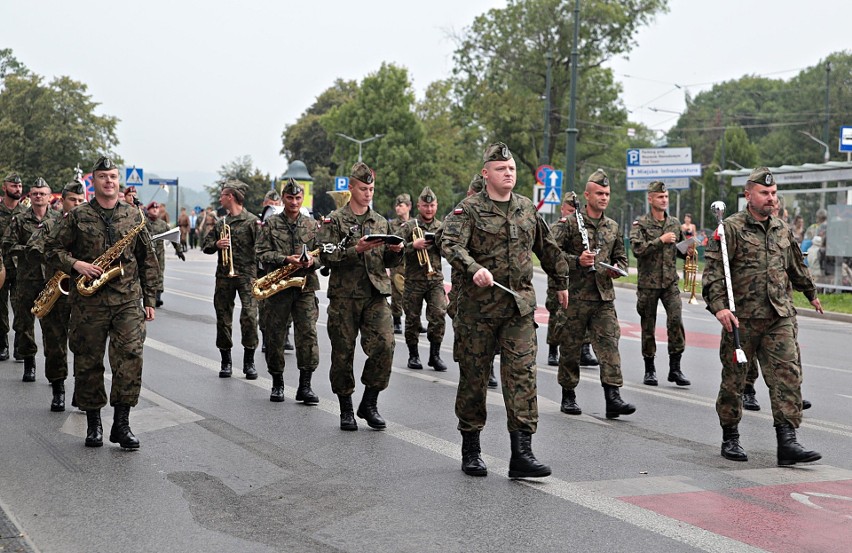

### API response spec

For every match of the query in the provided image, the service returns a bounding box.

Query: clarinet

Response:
[572,197,596,273]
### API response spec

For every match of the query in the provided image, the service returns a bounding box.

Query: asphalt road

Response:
[1,248,850,553]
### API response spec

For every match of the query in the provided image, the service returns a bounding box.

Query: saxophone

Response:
[31,271,71,318]
[76,208,149,297]
[252,246,320,300]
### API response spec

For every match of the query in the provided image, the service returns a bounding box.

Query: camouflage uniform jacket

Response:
[147,217,170,291]
[45,200,159,307]
[318,203,402,298]
[440,190,568,319]
[256,211,321,293]
[0,202,25,278]
[629,211,684,289]
[2,207,60,281]
[702,210,816,318]
[546,216,571,295]
[556,207,627,302]
[388,217,409,270]
[202,209,259,279]
[25,213,62,281]
[398,216,443,282]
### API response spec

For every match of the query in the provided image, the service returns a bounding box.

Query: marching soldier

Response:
[257,190,292,353]
[26,181,86,411]
[398,186,447,372]
[629,181,691,387]
[441,142,568,479]
[555,169,635,419]
[388,193,411,334]
[318,162,403,431]
[703,167,821,466]
[145,201,185,308]
[45,156,159,449]
[255,179,320,404]
[0,172,25,361]
[2,178,60,382]
[202,180,260,380]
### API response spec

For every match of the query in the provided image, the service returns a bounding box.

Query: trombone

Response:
[683,242,699,304]
[220,216,237,277]
[412,220,438,277]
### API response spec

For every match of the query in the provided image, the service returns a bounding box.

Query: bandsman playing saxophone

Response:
[44,157,159,449]
[255,178,320,404]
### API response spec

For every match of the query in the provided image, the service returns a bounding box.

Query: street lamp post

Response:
[336,133,384,163]
[799,130,831,209]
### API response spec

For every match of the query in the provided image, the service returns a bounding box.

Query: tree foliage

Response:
[204,155,270,216]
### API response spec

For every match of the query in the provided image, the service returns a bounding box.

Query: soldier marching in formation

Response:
[145,201,185,309]
[388,193,411,335]
[0,172,25,361]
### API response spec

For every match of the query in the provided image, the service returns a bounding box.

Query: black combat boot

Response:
[721,425,748,461]
[508,431,551,478]
[488,364,498,388]
[295,370,319,405]
[460,431,488,476]
[775,423,821,466]
[22,356,36,382]
[803,399,812,410]
[427,342,447,372]
[338,395,357,431]
[393,316,402,335]
[109,405,140,450]
[580,343,599,366]
[270,373,285,402]
[0,333,8,361]
[603,384,636,419]
[50,380,65,412]
[85,409,103,447]
[643,357,658,386]
[668,353,691,386]
[219,349,232,378]
[742,384,760,411]
[356,387,386,430]
[547,344,559,366]
[13,334,21,361]
[560,388,582,415]
[407,344,423,370]
[243,348,258,380]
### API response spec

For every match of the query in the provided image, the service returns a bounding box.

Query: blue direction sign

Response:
[541,168,563,204]
[125,167,143,185]
[840,126,852,153]
[334,176,349,191]
[149,178,178,186]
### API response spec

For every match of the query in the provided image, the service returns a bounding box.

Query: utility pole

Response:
[825,61,832,151]
[335,133,384,163]
[564,0,580,193]
[539,51,554,166]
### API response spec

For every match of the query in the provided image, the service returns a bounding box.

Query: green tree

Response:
[205,155,270,215]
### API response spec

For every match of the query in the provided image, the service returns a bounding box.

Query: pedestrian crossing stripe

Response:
[126,168,143,185]
[544,188,560,203]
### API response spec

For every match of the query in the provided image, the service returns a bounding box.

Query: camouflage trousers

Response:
[717,316,803,428]
[326,295,394,396]
[0,278,15,339]
[557,300,624,390]
[262,288,319,375]
[13,277,40,357]
[14,278,70,381]
[404,278,447,347]
[545,288,590,346]
[746,317,800,386]
[636,284,685,358]
[390,266,404,318]
[454,312,539,434]
[69,300,146,409]
[213,276,258,351]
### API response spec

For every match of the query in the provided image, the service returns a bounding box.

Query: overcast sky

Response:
[3,0,850,190]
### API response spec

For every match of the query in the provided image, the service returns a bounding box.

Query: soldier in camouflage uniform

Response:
[555,169,636,420]
[3,178,60,383]
[26,181,85,411]
[546,191,598,368]
[441,142,568,479]
[398,186,447,372]
[256,179,320,405]
[388,193,411,334]
[702,167,822,466]
[318,162,403,431]
[45,156,159,449]
[629,181,691,387]
[257,189,289,353]
[202,180,260,380]
[145,201,185,308]
[0,172,25,361]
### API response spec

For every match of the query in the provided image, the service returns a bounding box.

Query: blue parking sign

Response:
[335,176,349,191]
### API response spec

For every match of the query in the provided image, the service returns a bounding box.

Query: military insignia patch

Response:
[559,217,567,223]
[453,208,463,215]
[322,217,332,224]
[765,174,773,185]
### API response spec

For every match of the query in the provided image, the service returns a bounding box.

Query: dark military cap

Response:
[62,181,85,196]
[350,162,374,185]
[747,166,774,186]
[482,142,513,163]
[147,201,160,210]
[92,156,116,173]
[563,191,577,204]
[264,189,282,202]
[222,179,248,201]
[469,174,485,194]
[587,169,610,187]
[419,186,437,203]
[125,185,137,195]
[118,183,127,193]
[647,180,666,193]
[281,178,302,196]
[395,193,411,206]
[32,177,49,189]
[3,172,22,184]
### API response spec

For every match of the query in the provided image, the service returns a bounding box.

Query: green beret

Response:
[281,177,302,196]
[562,191,577,204]
[469,174,484,193]
[350,162,374,185]
[32,177,49,189]
[395,193,411,206]
[419,187,436,203]
[747,166,774,186]
[223,179,248,201]
[62,181,85,196]
[647,180,666,193]
[587,169,610,187]
[92,156,116,173]
[3,172,22,184]
[482,142,513,163]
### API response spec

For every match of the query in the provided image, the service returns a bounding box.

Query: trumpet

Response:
[220,216,237,277]
[412,220,438,277]
[683,244,699,304]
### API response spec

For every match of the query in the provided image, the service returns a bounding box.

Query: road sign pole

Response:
[565,0,580,193]
[175,178,180,224]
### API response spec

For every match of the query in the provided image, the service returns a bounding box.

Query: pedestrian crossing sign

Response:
[544,187,561,204]
[125,167,144,185]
